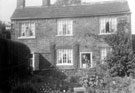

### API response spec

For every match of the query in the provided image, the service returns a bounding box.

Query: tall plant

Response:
[105,20,135,77]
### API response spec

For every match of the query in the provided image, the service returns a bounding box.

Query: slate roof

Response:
[11,1,130,20]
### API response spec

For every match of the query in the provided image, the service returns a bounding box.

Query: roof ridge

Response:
[11,1,130,20]
[21,1,128,9]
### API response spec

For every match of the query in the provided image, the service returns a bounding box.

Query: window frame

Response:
[101,47,112,64]
[18,22,36,39]
[56,49,73,66]
[80,52,93,68]
[57,19,73,36]
[99,17,117,35]
[30,52,35,70]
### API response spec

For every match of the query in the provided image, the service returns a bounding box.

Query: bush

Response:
[79,64,135,93]
[11,82,37,93]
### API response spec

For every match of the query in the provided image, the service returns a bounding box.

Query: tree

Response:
[79,19,135,93]
[0,21,6,34]
[79,64,111,93]
[104,20,135,77]
[54,0,81,6]
[0,38,32,92]
[0,21,11,39]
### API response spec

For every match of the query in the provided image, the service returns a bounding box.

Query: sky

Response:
[0,0,57,22]
[0,0,135,33]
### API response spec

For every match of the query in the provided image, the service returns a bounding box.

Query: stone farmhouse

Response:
[11,0,131,92]
[11,0,130,71]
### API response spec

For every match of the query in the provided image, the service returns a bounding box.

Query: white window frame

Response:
[100,17,117,35]
[80,52,93,68]
[101,48,112,64]
[18,22,36,39]
[57,19,73,36]
[56,49,73,66]
[30,52,35,70]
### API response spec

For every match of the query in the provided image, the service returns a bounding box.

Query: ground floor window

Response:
[30,52,35,70]
[101,47,112,63]
[57,49,73,65]
[80,52,92,68]
[30,52,39,71]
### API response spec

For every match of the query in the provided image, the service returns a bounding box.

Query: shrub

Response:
[11,82,37,93]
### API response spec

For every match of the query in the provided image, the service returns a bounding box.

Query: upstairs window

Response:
[100,17,117,35]
[57,49,73,65]
[57,19,73,36]
[19,23,35,38]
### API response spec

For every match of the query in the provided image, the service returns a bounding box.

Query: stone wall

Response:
[11,14,131,70]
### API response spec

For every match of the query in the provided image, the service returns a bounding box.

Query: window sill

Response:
[56,64,74,69]
[56,64,73,66]
[56,35,73,37]
[18,36,36,39]
[80,67,93,69]
[99,32,116,35]
[99,33,113,35]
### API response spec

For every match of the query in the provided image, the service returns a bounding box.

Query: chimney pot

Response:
[17,0,25,8]
[42,0,50,6]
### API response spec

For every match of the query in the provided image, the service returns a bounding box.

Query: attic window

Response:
[57,19,73,36]
[100,17,117,35]
[19,22,35,39]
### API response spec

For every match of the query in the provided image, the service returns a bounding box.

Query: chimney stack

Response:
[42,0,50,6]
[17,0,25,8]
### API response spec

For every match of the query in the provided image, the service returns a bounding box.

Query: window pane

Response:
[101,48,112,63]
[100,17,117,34]
[21,24,25,36]
[31,23,35,36]
[101,48,106,61]
[80,53,92,68]
[57,49,73,65]
[20,23,35,37]
[57,19,73,36]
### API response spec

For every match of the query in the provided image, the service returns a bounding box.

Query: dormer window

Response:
[57,19,73,36]
[100,17,117,35]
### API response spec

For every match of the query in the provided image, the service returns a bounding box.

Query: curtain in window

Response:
[57,49,73,65]
[20,23,35,37]
[57,20,73,36]
[100,17,117,34]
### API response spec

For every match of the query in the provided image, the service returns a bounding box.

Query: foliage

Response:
[80,20,135,92]
[0,21,11,39]
[0,38,32,92]
[79,64,135,93]
[11,82,37,93]
[54,0,81,6]
[104,20,135,77]
[0,21,6,32]
[79,64,111,91]
[109,76,132,93]
[29,68,75,93]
